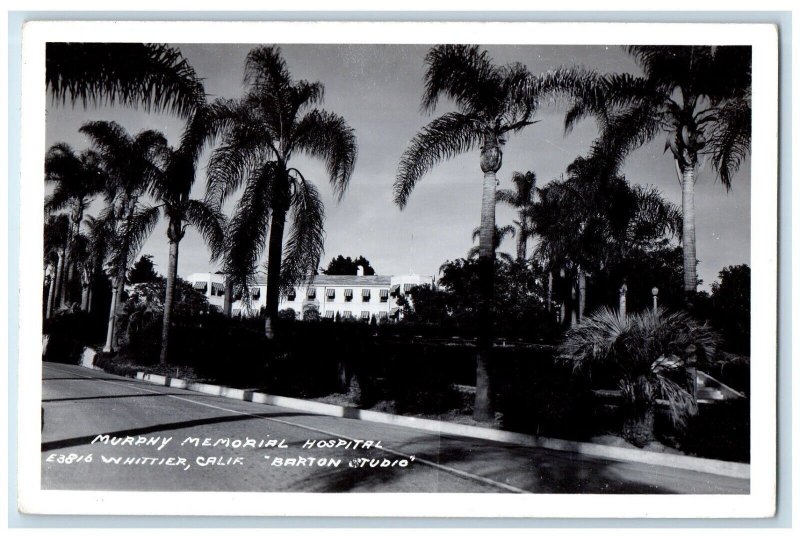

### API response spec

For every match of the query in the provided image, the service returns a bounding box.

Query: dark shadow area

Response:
[41,411,317,452]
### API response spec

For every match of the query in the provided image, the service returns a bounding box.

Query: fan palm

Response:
[394,45,572,421]
[46,43,204,119]
[496,171,537,261]
[80,121,168,352]
[44,143,106,309]
[560,307,718,446]
[565,46,751,296]
[207,46,357,338]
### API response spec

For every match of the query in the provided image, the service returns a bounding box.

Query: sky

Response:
[45,43,751,291]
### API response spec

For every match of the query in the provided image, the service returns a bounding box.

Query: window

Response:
[287,288,296,301]
[379,311,389,321]
[362,289,371,301]
[380,289,389,302]
[361,311,370,321]
[343,310,352,319]
[325,310,334,319]
[252,288,261,300]
[307,287,317,300]
[326,288,335,299]
[344,288,353,301]
[404,283,414,293]
[193,282,208,293]
[211,282,225,296]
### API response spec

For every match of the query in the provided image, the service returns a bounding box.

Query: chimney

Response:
[356,265,364,276]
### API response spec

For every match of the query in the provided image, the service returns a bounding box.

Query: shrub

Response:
[560,307,719,447]
[42,310,105,364]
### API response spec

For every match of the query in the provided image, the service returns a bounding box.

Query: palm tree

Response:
[496,171,537,261]
[80,121,168,352]
[75,215,115,313]
[46,43,204,119]
[467,224,516,263]
[44,143,106,309]
[565,46,751,297]
[151,119,226,365]
[394,45,571,421]
[560,307,718,446]
[207,46,357,338]
[43,214,69,319]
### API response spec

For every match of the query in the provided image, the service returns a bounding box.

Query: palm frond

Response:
[291,109,358,200]
[421,44,503,115]
[279,179,326,294]
[222,162,277,293]
[121,205,161,269]
[707,95,751,190]
[184,199,227,262]
[394,112,482,208]
[46,43,206,119]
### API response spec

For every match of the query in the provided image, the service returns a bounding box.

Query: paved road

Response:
[41,362,748,494]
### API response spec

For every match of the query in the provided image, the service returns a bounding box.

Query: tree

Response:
[207,46,358,339]
[43,214,69,319]
[46,43,205,119]
[566,46,751,298]
[150,98,227,365]
[323,255,376,275]
[81,121,168,352]
[394,45,563,421]
[560,307,718,446]
[128,255,161,284]
[710,264,750,355]
[467,224,515,263]
[496,171,537,261]
[45,143,107,309]
[73,215,114,312]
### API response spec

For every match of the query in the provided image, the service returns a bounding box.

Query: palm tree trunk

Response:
[546,271,553,313]
[577,267,586,322]
[103,275,122,352]
[223,278,233,317]
[52,248,66,312]
[46,259,59,319]
[516,221,527,261]
[680,164,698,297]
[160,237,180,365]
[474,139,501,422]
[80,276,90,311]
[264,207,288,339]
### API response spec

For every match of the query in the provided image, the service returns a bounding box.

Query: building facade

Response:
[185,271,434,321]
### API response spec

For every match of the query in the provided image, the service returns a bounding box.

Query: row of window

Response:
[288,287,392,302]
[321,310,390,320]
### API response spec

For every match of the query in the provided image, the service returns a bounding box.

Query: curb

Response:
[135,371,750,480]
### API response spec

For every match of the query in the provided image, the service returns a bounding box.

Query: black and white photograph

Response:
[16,20,778,518]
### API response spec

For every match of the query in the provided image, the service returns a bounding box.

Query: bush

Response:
[42,310,106,364]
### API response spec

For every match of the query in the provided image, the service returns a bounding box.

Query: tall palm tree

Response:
[80,121,168,352]
[151,114,226,365]
[496,171,537,261]
[75,215,114,313]
[207,46,358,338]
[44,143,106,309]
[46,43,204,119]
[394,45,565,420]
[565,46,751,297]
[43,214,69,319]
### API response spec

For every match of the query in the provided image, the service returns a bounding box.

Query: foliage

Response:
[710,264,750,355]
[42,310,106,364]
[496,170,537,260]
[559,307,718,446]
[46,42,206,119]
[402,258,557,341]
[323,255,376,275]
[128,255,161,284]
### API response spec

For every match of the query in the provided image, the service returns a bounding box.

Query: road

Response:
[41,362,748,494]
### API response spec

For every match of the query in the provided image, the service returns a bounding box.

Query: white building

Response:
[185,269,434,321]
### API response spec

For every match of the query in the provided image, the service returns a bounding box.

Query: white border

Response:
[17,20,778,518]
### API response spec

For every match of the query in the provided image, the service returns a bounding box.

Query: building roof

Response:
[253,274,393,287]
